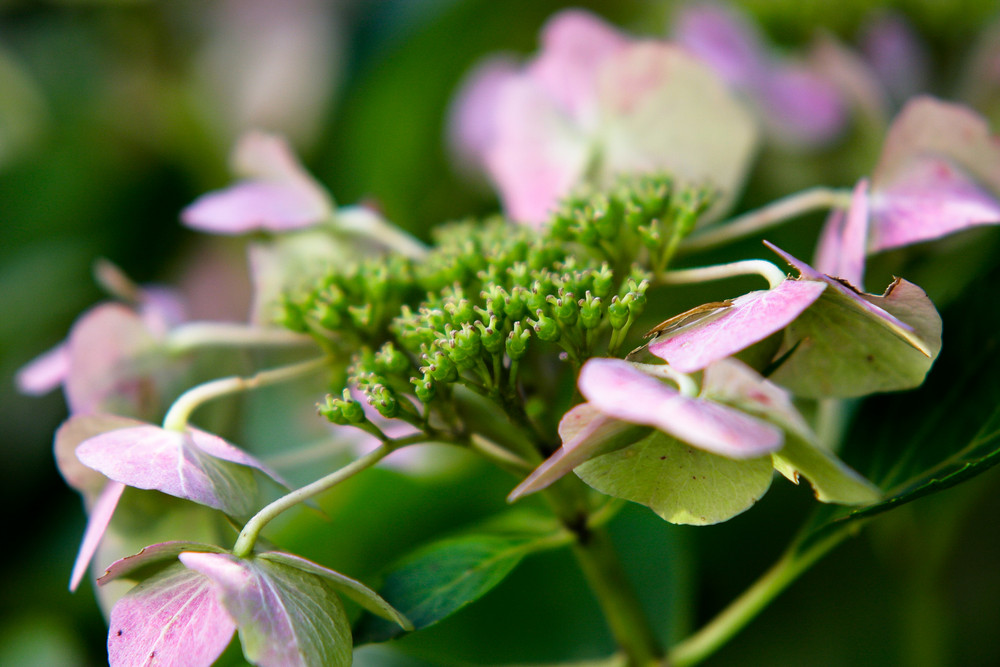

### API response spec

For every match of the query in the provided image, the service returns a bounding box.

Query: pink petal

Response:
[231,130,312,183]
[578,358,782,459]
[757,63,846,147]
[766,241,918,334]
[69,481,126,592]
[483,76,590,226]
[648,279,827,373]
[869,156,1000,253]
[672,2,767,87]
[75,426,276,515]
[108,564,235,667]
[55,414,145,497]
[808,34,890,125]
[873,97,1000,196]
[15,342,70,396]
[64,304,157,416]
[447,56,520,174]
[182,181,330,234]
[527,9,629,127]
[860,12,928,103]
[99,541,226,586]
[814,179,870,287]
[508,404,637,500]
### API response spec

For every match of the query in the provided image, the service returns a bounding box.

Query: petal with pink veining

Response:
[108,563,235,667]
[578,358,782,459]
[647,279,826,373]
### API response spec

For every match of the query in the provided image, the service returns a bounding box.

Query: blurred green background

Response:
[3,1,1000,665]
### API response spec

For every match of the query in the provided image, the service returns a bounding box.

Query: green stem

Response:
[162,356,330,432]
[681,187,852,253]
[166,322,316,354]
[668,528,850,666]
[571,526,664,666]
[233,444,391,558]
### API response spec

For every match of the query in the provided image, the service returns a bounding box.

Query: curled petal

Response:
[815,179,870,287]
[15,342,69,396]
[578,358,782,459]
[69,481,126,592]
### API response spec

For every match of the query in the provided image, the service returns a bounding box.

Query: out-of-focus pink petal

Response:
[869,157,1000,253]
[55,414,146,497]
[15,343,69,396]
[815,179,870,287]
[508,404,638,500]
[138,286,188,336]
[597,43,758,217]
[527,9,629,127]
[182,181,329,234]
[231,130,313,183]
[808,34,890,126]
[648,279,827,373]
[873,97,1000,195]
[757,63,846,148]
[672,2,767,86]
[64,304,157,416]
[108,564,235,667]
[484,76,590,226]
[578,358,782,459]
[860,12,928,103]
[70,481,126,592]
[447,56,520,174]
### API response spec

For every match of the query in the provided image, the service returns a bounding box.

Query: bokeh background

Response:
[3,1,1000,665]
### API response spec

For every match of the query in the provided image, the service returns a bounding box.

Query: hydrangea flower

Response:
[449,8,757,226]
[672,1,847,148]
[815,97,1000,287]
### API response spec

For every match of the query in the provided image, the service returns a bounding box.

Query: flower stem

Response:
[166,322,316,353]
[668,528,849,666]
[571,526,664,666]
[161,355,330,432]
[659,259,787,290]
[681,187,852,253]
[232,443,391,558]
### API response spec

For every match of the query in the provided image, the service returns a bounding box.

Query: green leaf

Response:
[575,430,774,525]
[353,522,572,644]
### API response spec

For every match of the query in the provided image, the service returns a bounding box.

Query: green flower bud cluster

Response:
[279,255,416,345]
[290,178,705,442]
[550,173,715,275]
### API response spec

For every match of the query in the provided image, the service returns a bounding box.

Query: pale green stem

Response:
[668,528,850,666]
[630,362,698,397]
[659,259,787,290]
[681,187,852,253]
[233,444,390,558]
[166,322,316,354]
[161,356,329,432]
[469,433,535,474]
[336,210,429,259]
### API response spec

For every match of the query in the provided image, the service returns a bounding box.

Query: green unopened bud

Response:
[592,264,614,299]
[453,322,482,359]
[375,342,410,376]
[475,316,504,355]
[579,291,602,329]
[481,285,506,319]
[526,285,548,315]
[505,286,529,321]
[348,303,373,330]
[608,295,631,330]
[445,298,476,326]
[411,373,436,403]
[319,388,367,425]
[626,279,649,318]
[546,292,578,327]
[279,296,309,333]
[594,194,624,241]
[529,310,560,342]
[506,322,531,360]
[424,350,459,383]
[366,383,399,419]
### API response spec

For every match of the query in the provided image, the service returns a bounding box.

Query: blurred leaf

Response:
[354,520,572,644]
